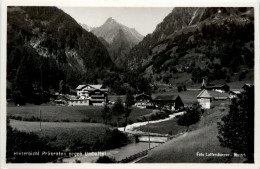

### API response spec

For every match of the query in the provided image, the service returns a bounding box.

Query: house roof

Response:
[135,94,152,100]
[135,93,151,98]
[242,84,254,89]
[76,84,103,90]
[209,91,229,98]
[230,90,242,94]
[76,85,86,90]
[205,84,229,89]
[152,95,178,101]
[88,89,108,94]
[89,85,102,89]
[214,84,229,88]
[197,89,212,98]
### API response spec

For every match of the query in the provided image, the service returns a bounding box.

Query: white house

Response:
[73,84,108,106]
[197,89,213,109]
[197,89,229,109]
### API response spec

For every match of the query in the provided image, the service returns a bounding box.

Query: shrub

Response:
[102,129,128,150]
[12,90,26,105]
[96,156,116,163]
[23,116,40,121]
[150,114,157,120]
[90,119,97,123]
[142,116,147,121]
[81,117,91,122]
[61,119,70,122]
[7,119,62,163]
[128,120,133,124]
[8,115,22,121]
[136,118,143,122]
[175,115,181,118]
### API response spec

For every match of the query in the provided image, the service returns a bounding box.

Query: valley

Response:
[5,6,255,164]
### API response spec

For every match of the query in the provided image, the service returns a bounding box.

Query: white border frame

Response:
[1,1,259,169]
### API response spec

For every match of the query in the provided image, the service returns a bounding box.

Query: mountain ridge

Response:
[91,17,144,66]
[7,6,115,101]
[127,7,254,86]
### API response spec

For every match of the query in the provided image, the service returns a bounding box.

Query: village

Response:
[53,81,252,110]
[7,75,254,163]
[4,6,255,164]
[41,80,252,163]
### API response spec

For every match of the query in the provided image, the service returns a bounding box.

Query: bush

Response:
[12,90,26,105]
[61,119,70,122]
[136,118,143,122]
[142,116,147,121]
[128,120,133,124]
[177,103,201,131]
[8,115,22,121]
[96,156,116,163]
[7,119,62,163]
[175,115,181,118]
[23,116,40,121]
[90,119,97,123]
[69,138,90,152]
[150,114,157,120]
[81,117,91,122]
[239,71,246,81]
[102,129,128,150]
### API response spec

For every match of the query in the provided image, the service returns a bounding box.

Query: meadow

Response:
[7,105,153,124]
[10,120,109,149]
[137,100,245,163]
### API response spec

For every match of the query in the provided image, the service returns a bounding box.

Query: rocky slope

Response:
[7,6,114,97]
[91,17,144,66]
[127,7,254,84]
[80,23,93,32]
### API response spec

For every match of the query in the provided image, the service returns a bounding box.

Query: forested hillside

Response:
[128,7,254,85]
[7,7,114,103]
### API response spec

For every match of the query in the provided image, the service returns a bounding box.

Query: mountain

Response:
[91,17,144,66]
[80,23,93,32]
[128,7,254,85]
[7,6,115,103]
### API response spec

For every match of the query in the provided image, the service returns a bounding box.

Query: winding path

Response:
[118,111,185,133]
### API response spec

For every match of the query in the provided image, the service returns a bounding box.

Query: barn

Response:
[152,95,184,111]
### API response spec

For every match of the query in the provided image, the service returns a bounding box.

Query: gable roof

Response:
[197,89,212,98]
[89,85,102,89]
[135,93,152,100]
[76,85,86,90]
[214,84,229,88]
[230,90,242,95]
[209,91,229,98]
[76,84,103,90]
[152,95,178,101]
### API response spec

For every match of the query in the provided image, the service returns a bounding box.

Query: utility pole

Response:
[148,119,150,149]
[40,109,42,131]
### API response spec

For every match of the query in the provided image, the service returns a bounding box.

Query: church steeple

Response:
[202,78,206,87]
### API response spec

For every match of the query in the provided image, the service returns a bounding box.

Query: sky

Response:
[58,7,173,36]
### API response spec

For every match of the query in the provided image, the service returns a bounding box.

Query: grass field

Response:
[7,105,153,124]
[138,100,229,135]
[154,89,201,105]
[10,120,110,149]
[137,117,186,135]
[138,100,245,163]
